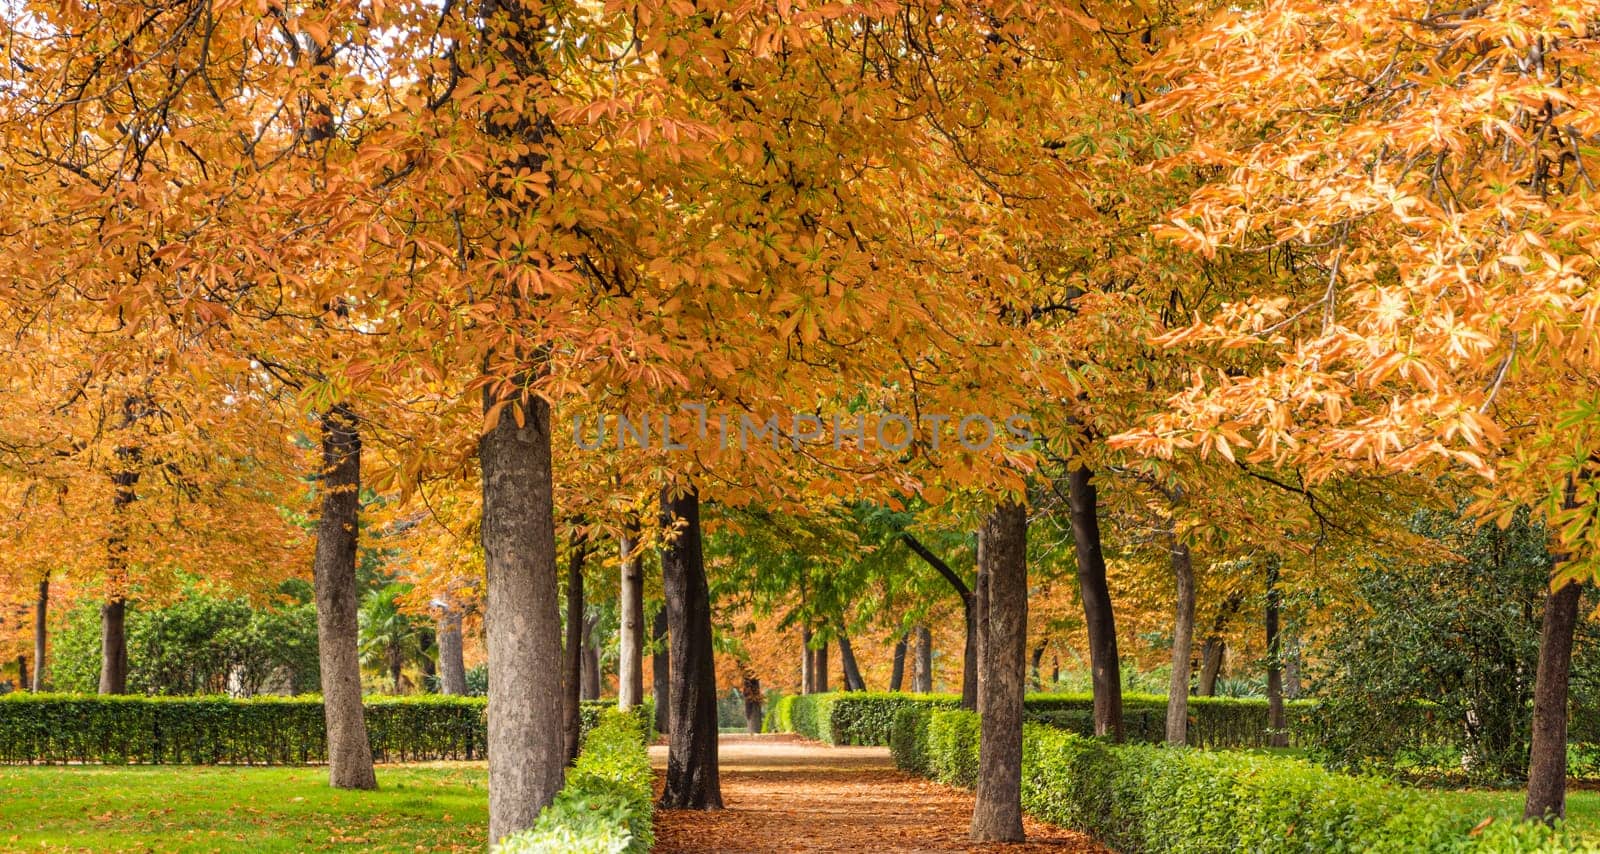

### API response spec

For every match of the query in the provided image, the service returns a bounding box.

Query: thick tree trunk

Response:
[1265,557,1288,748]
[1165,533,1196,747]
[618,533,645,709]
[836,627,866,691]
[32,578,46,692]
[742,673,763,734]
[813,638,830,693]
[900,534,977,708]
[1526,579,1583,821]
[658,485,722,810]
[800,625,814,694]
[652,607,670,734]
[889,634,907,692]
[913,626,933,693]
[99,600,128,694]
[1066,465,1123,740]
[312,405,377,789]
[564,534,588,764]
[974,567,990,716]
[481,389,564,842]
[582,614,602,700]
[970,501,1027,842]
[436,609,468,696]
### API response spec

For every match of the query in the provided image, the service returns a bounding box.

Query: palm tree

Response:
[359,584,424,694]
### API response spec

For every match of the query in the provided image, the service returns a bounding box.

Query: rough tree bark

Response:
[481,388,564,842]
[652,607,670,735]
[563,533,589,764]
[1165,530,1196,747]
[889,633,907,692]
[836,627,866,691]
[914,626,933,693]
[436,608,468,696]
[901,534,977,709]
[974,567,990,716]
[1066,465,1123,740]
[618,532,645,709]
[32,577,46,692]
[970,501,1027,843]
[1526,579,1583,821]
[658,485,722,810]
[1264,557,1289,748]
[311,404,377,788]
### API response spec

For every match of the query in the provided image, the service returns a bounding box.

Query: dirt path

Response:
[650,734,1109,853]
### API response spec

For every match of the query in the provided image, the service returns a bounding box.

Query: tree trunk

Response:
[800,625,814,694]
[312,404,377,789]
[836,627,866,691]
[813,638,830,693]
[974,566,990,716]
[100,444,140,697]
[480,389,564,842]
[32,577,46,692]
[1165,533,1196,747]
[1265,557,1288,748]
[658,485,722,809]
[564,534,588,764]
[618,533,645,709]
[1029,642,1046,692]
[436,609,468,695]
[1526,579,1583,821]
[582,614,602,700]
[1198,593,1241,696]
[913,626,933,693]
[970,501,1027,842]
[742,673,763,734]
[889,634,907,692]
[99,600,128,695]
[900,534,977,708]
[1050,654,1059,687]
[418,628,437,689]
[15,656,26,694]
[652,607,670,734]
[1066,465,1123,740]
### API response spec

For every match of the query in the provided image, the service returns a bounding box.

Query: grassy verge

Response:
[0,764,488,852]
[1423,789,1600,839]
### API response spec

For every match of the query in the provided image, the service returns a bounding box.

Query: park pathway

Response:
[649,733,1108,853]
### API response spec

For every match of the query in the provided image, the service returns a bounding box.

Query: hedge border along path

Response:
[0,694,653,764]
[649,733,1109,854]
[493,709,655,854]
[892,707,1600,854]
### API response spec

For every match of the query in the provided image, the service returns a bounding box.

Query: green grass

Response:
[1424,788,1600,838]
[0,764,488,852]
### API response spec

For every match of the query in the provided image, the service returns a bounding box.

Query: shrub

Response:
[889,705,933,774]
[0,694,652,764]
[926,710,981,789]
[493,709,653,854]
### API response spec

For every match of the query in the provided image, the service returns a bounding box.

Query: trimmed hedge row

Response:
[0,694,654,764]
[768,691,1315,749]
[493,709,654,854]
[895,708,1595,853]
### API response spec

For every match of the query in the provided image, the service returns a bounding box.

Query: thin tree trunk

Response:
[813,638,830,693]
[1030,642,1046,692]
[581,613,602,700]
[800,625,814,694]
[563,533,588,763]
[436,609,468,695]
[889,634,907,692]
[100,442,140,696]
[15,656,26,694]
[913,626,933,693]
[32,577,46,692]
[480,388,564,841]
[1198,593,1241,696]
[742,673,763,734]
[618,532,645,709]
[1526,579,1583,821]
[1265,557,1288,748]
[900,534,977,708]
[1165,531,1196,747]
[652,607,670,735]
[1066,465,1122,740]
[970,501,1027,842]
[1050,654,1059,687]
[312,404,377,789]
[659,485,722,809]
[836,627,866,691]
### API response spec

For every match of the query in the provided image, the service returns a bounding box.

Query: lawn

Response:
[1424,788,1600,838]
[0,764,489,852]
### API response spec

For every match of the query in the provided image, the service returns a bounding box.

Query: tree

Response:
[658,484,722,810]
[970,500,1028,842]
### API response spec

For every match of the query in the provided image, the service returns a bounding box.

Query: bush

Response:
[0,694,653,764]
[493,709,654,854]
[889,705,933,775]
[894,709,1595,853]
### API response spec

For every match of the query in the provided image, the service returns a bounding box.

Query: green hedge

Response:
[893,709,1594,852]
[767,691,1313,749]
[493,709,654,854]
[0,694,653,764]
